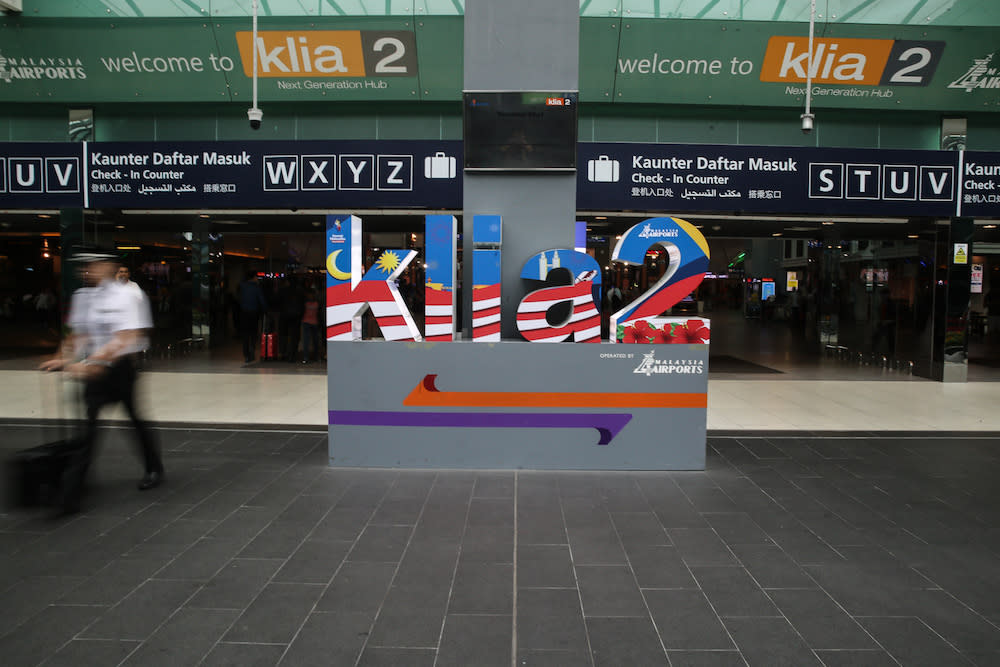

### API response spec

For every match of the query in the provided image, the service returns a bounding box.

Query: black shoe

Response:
[138,471,164,490]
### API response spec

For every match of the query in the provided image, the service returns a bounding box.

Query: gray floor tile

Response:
[812,649,900,666]
[0,574,90,634]
[449,562,513,614]
[665,650,748,666]
[279,611,373,666]
[858,616,971,666]
[704,512,773,546]
[459,524,514,563]
[154,536,244,581]
[186,557,283,609]
[900,589,1000,652]
[44,639,141,667]
[610,511,671,546]
[81,579,202,641]
[626,544,700,588]
[727,543,817,589]
[516,649,593,666]
[644,589,737,650]
[689,566,781,617]
[370,498,425,525]
[0,604,104,666]
[518,588,587,650]
[768,589,878,650]
[468,497,515,527]
[367,605,447,648]
[723,616,823,666]
[474,472,515,498]
[208,506,281,542]
[238,520,314,559]
[518,544,576,588]
[586,616,668,666]
[576,565,647,617]
[273,538,352,584]
[201,642,286,666]
[224,582,324,644]
[315,561,396,613]
[310,507,374,541]
[121,607,240,666]
[346,524,413,562]
[517,508,568,545]
[437,614,512,667]
[567,524,628,565]
[669,528,738,566]
[357,646,437,666]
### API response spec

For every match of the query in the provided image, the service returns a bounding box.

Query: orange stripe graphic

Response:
[403,374,706,409]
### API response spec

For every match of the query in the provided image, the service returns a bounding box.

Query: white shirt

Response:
[68,278,153,358]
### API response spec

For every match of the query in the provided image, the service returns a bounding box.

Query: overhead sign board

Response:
[577,142,983,218]
[0,16,462,102]
[581,18,1000,111]
[1,16,998,111]
[3,140,1000,219]
[0,140,462,210]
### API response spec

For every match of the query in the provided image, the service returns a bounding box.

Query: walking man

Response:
[40,247,164,514]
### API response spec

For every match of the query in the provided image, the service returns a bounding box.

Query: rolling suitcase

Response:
[260,315,277,361]
[4,439,80,509]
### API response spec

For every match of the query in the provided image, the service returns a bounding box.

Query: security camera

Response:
[800,113,814,134]
[247,107,263,131]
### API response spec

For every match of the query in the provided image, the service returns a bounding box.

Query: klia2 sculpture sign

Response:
[324,213,712,471]
[325,213,710,345]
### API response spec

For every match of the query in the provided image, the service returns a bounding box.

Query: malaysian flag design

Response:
[424,215,457,342]
[326,279,421,342]
[472,283,501,341]
[609,216,710,339]
[516,273,600,343]
[425,285,454,341]
[472,215,502,342]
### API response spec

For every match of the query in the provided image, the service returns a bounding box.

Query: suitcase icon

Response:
[424,152,457,179]
[587,156,620,183]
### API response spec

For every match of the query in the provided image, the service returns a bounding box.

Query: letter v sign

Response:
[920,166,954,202]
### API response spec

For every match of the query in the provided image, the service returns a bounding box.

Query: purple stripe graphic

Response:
[329,410,632,445]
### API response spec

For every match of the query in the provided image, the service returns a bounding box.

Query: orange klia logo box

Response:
[760,36,895,86]
[235,30,366,77]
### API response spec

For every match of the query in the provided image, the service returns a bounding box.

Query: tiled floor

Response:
[1,425,999,666]
[3,368,1000,431]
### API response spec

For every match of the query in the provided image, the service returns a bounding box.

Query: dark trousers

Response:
[240,310,260,361]
[62,357,163,512]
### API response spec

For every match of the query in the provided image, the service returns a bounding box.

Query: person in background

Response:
[238,271,267,364]
[116,265,142,297]
[300,287,320,364]
[40,247,163,515]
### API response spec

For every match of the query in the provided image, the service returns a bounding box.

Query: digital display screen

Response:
[761,281,776,301]
[463,91,578,171]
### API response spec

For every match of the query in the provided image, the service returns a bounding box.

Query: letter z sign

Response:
[264,154,412,191]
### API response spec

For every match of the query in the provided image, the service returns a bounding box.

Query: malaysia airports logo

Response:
[948,52,999,92]
[633,350,705,376]
[0,50,87,83]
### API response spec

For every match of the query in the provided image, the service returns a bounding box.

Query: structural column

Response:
[462,0,579,338]
[928,217,974,382]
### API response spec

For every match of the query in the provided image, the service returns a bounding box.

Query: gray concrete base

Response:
[328,340,708,470]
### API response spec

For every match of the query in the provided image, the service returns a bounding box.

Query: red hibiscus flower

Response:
[652,325,677,344]
[622,320,653,343]
[672,319,710,344]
